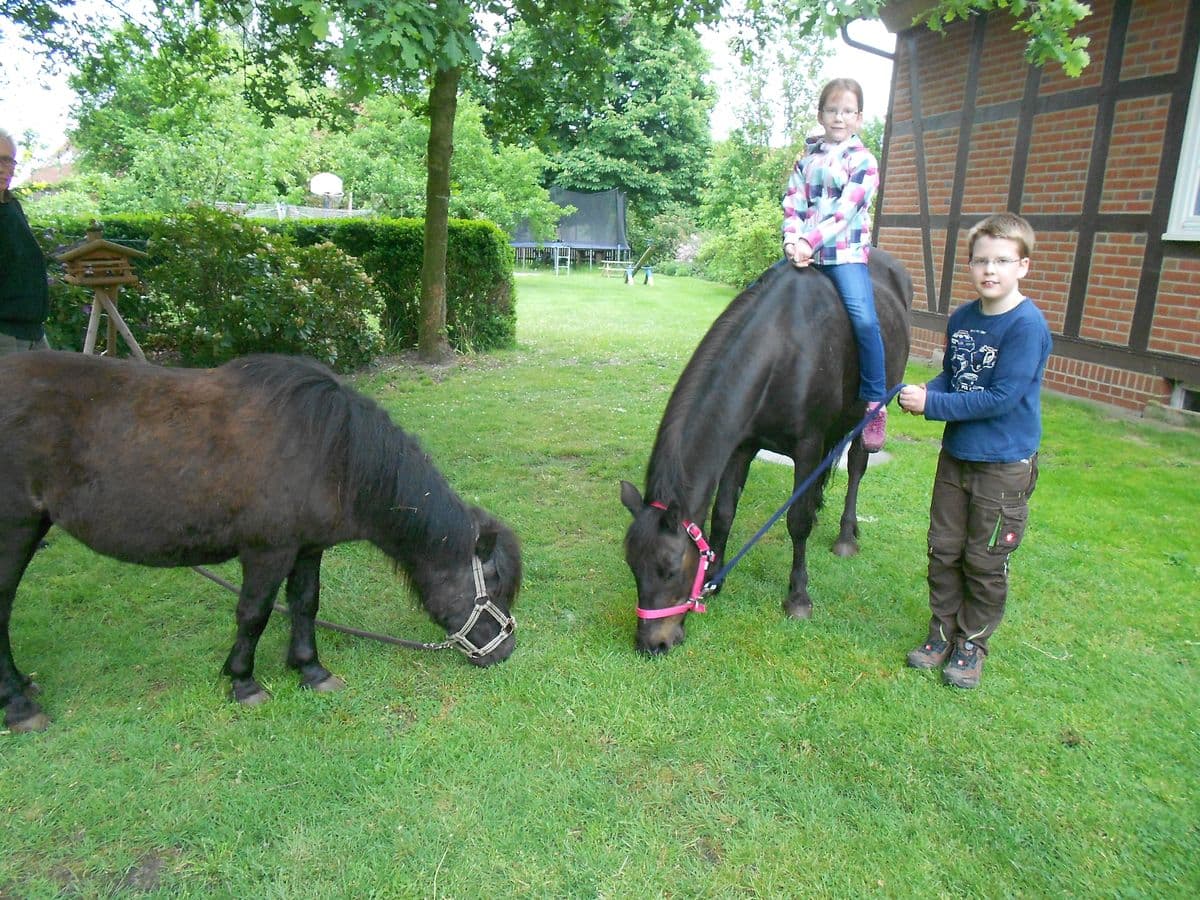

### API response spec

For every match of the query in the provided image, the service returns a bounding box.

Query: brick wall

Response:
[917,27,973,117]
[1102,102,1166,214]
[1080,233,1146,345]
[880,135,917,217]
[1022,108,1096,216]
[1122,0,1188,78]
[1020,231,1075,335]
[1152,257,1200,358]
[963,120,1019,212]
[1042,357,1171,411]
[924,129,961,215]
[974,22,1032,106]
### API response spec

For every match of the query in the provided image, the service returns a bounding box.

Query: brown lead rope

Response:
[191,565,467,653]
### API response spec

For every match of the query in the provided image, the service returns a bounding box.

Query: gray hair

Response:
[0,128,13,146]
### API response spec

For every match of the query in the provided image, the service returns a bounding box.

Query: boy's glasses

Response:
[821,108,860,119]
[0,155,16,169]
[967,257,1022,268]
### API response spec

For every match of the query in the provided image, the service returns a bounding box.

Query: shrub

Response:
[33,208,516,365]
[287,217,516,353]
[146,207,384,370]
[694,199,783,289]
[445,221,517,352]
[625,201,699,268]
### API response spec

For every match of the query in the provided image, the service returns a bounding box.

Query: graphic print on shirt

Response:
[949,329,998,392]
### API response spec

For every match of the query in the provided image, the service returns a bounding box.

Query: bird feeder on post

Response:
[55,222,149,361]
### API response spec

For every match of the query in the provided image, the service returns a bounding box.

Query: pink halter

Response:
[636,501,711,619]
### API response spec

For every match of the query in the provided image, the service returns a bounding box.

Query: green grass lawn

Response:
[3,270,1197,897]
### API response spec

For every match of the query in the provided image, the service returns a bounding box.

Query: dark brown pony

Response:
[0,352,521,732]
[621,251,912,654]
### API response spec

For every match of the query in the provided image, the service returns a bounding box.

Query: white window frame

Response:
[1165,48,1200,241]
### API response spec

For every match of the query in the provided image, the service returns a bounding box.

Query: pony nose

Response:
[636,619,685,656]
[638,638,674,656]
[467,632,516,667]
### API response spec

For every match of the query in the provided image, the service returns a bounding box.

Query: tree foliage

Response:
[60,23,328,209]
[720,7,832,148]
[324,95,563,235]
[699,130,795,232]
[909,0,1091,76]
[6,0,1096,348]
[734,0,1090,76]
[482,5,716,216]
[33,17,563,234]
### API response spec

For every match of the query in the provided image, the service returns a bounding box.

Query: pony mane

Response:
[645,262,790,507]
[223,355,475,562]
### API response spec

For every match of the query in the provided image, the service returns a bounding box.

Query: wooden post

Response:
[106,292,117,357]
[82,293,103,355]
[96,286,146,361]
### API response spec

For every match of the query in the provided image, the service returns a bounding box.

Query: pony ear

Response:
[619,480,643,517]
[474,524,499,561]
[469,506,500,560]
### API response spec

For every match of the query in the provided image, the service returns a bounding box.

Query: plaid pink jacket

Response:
[781,135,879,265]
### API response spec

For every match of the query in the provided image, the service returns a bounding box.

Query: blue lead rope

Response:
[702,382,906,596]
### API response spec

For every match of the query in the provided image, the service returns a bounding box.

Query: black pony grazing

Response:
[622,250,912,654]
[0,352,521,732]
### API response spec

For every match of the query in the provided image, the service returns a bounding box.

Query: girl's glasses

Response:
[821,108,860,119]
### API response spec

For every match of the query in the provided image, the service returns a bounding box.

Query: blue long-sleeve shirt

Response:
[924,297,1053,462]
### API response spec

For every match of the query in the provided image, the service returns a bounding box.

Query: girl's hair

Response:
[818,79,864,114]
[966,212,1037,258]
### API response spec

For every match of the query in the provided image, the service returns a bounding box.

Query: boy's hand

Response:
[898,383,927,415]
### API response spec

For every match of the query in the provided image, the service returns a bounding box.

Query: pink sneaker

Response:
[863,401,887,452]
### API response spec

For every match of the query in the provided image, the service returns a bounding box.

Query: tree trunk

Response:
[419,64,460,363]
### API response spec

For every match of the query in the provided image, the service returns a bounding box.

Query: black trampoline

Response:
[511,188,631,273]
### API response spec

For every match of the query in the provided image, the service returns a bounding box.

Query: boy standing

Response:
[898,213,1052,689]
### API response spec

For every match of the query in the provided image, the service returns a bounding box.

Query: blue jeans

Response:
[815,262,887,402]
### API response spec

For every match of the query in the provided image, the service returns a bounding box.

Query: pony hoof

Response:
[8,711,50,733]
[308,675,346,693]
[784,600,813,620]
[229,682,271,706]
[831,540,860,558]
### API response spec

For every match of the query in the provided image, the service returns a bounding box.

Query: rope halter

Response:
[635,501,711,620]
[438,556,516,659]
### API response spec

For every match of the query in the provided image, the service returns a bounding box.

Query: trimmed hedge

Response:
[148,208,386,370]
[286,217,517,354]
[31,209,517,368]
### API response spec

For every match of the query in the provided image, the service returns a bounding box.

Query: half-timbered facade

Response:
[876,0,1200,412]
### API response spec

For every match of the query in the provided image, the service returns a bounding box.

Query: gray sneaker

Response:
[906,638,951,670]
[943,640,984,689]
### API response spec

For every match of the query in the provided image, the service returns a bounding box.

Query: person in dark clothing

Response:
[0,128,51,356]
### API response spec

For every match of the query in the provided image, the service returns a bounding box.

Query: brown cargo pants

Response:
[924,449,1039,653]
